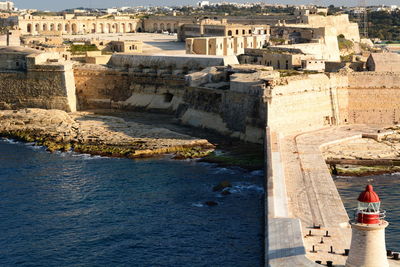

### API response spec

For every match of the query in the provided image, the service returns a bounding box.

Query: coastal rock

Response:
[213,181,232,192]
[0,108,214,158]
[221,190,231,196]
[205,201,218,207]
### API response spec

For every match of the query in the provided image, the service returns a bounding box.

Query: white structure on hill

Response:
[0,1,14,11]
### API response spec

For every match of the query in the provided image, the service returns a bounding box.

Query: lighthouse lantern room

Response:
[356,184,385,224]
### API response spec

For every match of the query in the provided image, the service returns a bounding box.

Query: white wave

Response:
[334,175,351,179]
[71,153,99,160]
[30,145,45,150]
[227,182,265,194]
[191,203,204,208]
[213,150,224,156]
[70,153,109,160]
[1,138,20,144]
[24,142,36,146]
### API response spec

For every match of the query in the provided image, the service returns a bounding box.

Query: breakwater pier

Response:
[266,125,400,266]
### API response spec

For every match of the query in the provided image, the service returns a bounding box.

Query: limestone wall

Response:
[302,14,360,42]
[266,73,349,135]
[341,72,400,125]
[74,66,185,111]
[74,65,266,143]
[0,63,76,112]
[266,71,400,133]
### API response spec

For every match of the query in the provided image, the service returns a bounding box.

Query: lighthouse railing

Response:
[352,209,386,223]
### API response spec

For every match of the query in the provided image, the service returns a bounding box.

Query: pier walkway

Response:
[266,125,399,266]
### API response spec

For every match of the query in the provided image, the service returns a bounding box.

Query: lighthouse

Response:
[346,185,389,267]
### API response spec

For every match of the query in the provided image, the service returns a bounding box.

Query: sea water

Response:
[335,175,400,252]
[0,139,264,267]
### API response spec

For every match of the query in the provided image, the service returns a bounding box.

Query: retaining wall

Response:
[0,63,76,112]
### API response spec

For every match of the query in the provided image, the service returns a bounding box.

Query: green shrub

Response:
[69,44,99,54]
[337,36,354,50]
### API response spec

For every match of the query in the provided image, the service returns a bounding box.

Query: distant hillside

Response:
[368,11,400,41]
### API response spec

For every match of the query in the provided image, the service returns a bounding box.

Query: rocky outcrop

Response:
[0,108,214,157]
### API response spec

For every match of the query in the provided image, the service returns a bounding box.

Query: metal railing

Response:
[352,208,386,222]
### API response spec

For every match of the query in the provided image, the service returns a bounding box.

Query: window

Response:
[164,93,174,103]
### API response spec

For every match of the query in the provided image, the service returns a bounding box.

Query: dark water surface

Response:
[0,139,264,267]
[335,174,400,251]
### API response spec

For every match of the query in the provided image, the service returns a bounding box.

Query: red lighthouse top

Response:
[357,185,380,203]
[356,185,385,224]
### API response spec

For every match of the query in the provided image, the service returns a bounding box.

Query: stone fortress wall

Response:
[300,14,360,42]
[266,71,400,136]
[343,72,400,125]
[266,73,348,135]
[1,51,400,143]
[74,56,266,143]
[72,54,400,143]
[0,47,76,112]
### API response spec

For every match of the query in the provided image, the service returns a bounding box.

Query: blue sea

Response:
[335,175,400,252]
[0,139,265,267]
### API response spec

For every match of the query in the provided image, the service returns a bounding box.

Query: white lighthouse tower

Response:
[346,185,389,267]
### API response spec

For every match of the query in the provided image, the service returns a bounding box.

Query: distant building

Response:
[366,53,400,72]
[10,14,142,35]
[0,1,14,11]
[198,1,210,7]
[186,35,268,56]
[105,8,118,14]
[179,19,270,41]
[108,40,143,53]
[301,59,325,72]
[0,29,21,46]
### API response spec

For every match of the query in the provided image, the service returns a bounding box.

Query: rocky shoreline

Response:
[0,109,214,159]
[323,127,400,176]
[330,165,400,177]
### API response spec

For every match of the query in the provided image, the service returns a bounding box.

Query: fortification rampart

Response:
[266,73,348,135]
[341,72,400,125]
[0,61,76,112]
[74,63,266,143]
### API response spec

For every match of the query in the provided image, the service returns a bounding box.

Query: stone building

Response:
[239,48,311,70]
[0,46,37,71]
[301,59,325,72]
[0,1,14,11]
[0,29,20,46]
[143,16,188,33]
[297,13,360,42]
[366,53,400,72]
[178,19,270,41]
[186,35,268,56]
[9,14,142,35]
[108,40,143,53]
